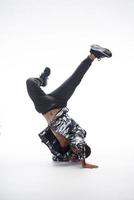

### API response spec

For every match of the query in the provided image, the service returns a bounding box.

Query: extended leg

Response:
[49,56,93,102]
[49,44,112,103]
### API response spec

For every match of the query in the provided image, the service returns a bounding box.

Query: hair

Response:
[85,144,91,158]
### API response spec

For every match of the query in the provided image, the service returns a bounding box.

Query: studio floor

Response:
[0,143,134,200]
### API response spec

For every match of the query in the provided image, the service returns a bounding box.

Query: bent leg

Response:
[26,78,52,113]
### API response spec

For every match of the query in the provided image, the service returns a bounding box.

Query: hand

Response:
[82,163,99,169]
[81,160,99,169]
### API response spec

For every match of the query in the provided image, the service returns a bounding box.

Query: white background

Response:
[0,0,134,200]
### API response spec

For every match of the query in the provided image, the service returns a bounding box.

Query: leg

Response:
[49,56,93,102]
[26,56,93,113]
[50,44,112,102]
[26,45,112,113]
[26,78,45,103]
[26,78,55,113]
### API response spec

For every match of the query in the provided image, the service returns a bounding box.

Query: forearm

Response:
[81,159,86,167]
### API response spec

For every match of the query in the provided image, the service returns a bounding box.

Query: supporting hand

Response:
[81,159,99,169]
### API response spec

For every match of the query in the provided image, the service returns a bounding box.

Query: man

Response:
[26,44,112,169]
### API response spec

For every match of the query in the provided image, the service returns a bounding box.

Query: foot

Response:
[40,67,51,86]
[90,44,112,60]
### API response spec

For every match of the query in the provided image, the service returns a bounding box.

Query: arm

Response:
[81,159,99,169]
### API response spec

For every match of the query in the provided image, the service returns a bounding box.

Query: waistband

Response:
[48,107,69,126]
[55,107,69,117]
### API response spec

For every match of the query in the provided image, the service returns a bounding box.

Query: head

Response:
[85,144,91,158]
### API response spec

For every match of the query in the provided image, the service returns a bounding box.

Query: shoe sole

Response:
[91,44,112,58]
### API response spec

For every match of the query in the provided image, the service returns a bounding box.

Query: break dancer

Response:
[26,44,112,169]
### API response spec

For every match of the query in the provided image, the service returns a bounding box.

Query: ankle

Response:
[89,54,96,61]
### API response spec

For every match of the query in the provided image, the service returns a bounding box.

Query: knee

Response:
[26,78,36,92]
[26,78,33,87]
[26,78,36,95]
